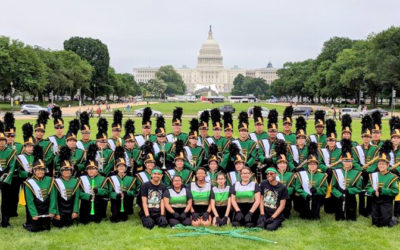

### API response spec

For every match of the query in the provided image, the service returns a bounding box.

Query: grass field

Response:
[1,105,398,249]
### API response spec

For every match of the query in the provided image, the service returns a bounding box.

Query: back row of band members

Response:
[10,138,400,233]
[0,106,398,225]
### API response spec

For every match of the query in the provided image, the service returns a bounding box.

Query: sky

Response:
[1,0,400,73]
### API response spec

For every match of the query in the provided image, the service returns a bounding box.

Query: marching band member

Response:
[230,166,261,227]
[108,146,136,222]
[4,112,22,218]
[24,150,56,232]
[0,121,16,228]
[278,106,296,145]
[331,139,362,221]
[123,119,141,175]
[341,114,357,147]
[53,147,80,227]
[389,116,400,217]
[371,110,384,147]
[184,118,205,171]
[163,175,193,227]
[198,110,210,147]
[153,116,174,169]
[308,110,326,149]
[206,144,221,187]
[167,107,188,144]
[257,110,279,177]
[235,112,257,170]
[223,111,234,144]
[163,141,193,187]
[295,150,328,220]
[210,172,231,226]
[77,111,95,151]
[189,167,212,226]
[48,106,66,156]
[249,106,268,144]
[354,115,379,217]
[205,108,228,158]
[136,107,153,146]
[289,116,309,172]
[34,111,53,168]
[79,144,109,224]
[108,110,124,151]
[55,119,85,173]
[366,151,398,227]
[95,118,114,177]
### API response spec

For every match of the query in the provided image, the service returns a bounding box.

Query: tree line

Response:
[0,36,141,102]
[270,26,400,107]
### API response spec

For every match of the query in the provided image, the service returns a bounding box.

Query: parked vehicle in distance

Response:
[219,105,235,114]
[20,104,47,115]
[341,108,362,118]
[197,108,213,117]
[133,108,163,117]
[364,108,389,117]
[293,107,313,116]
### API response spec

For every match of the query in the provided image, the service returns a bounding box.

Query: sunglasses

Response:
[55,126,64,129]
[6,135,15,138]
[157,135,166,138]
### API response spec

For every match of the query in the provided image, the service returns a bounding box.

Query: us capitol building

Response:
[133,26,278,94]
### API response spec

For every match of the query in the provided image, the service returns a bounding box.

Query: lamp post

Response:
[93,83,96,104]
[10,81,14,111]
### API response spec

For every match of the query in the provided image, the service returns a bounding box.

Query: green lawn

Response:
[1,111,397,249]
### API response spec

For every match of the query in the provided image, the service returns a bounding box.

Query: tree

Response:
[155,65,186,95]
[231,74,245,95]
[64,37,110,98]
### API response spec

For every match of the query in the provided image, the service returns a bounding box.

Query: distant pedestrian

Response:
[333,108,337,120]
[305,109,310,120]
[97,106,101,118]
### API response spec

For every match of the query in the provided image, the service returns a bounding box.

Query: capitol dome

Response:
[197,26,223,69]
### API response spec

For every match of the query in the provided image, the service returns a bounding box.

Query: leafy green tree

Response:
[155,65,186,95]
[231,74,245,95]
[64,37,110,98]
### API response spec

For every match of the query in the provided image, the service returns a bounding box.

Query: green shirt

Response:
[16,153,34,179]
[79,174,109,200]
[54,177,80,214]
[0,146,16,184]
[96,148,114,176]
[163,168,193,187]
[308,134,327,149]
[366,172,398,197]
[8,142,23,155]
[55,148,85,172]
[331,169,362,198]
[108,174,136,199]
[295,170,328,199]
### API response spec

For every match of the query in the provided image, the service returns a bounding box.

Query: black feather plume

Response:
[253,106,262,122]
[172,107,183,123]
[341,139,352,157]
[211,108,221,127]
[238,111,248,125]
[36,110,49,128]
[141,141,154,155]
[113,110,123,126]
[189,118,199,134]
[79,111,90,130]
[308,142,318,157]
[372,110,382,129]
[59,146,71,163]
[389,116,400,132]
[124,119,135,136]
[380,140,393,155]
[22,123,33,141]
[267,109,278,128]
[51,106,62,120]
[223,111,233,128]
[114,146,125,160]
[209,143,219,157]
[4,112,15,131]
[314,110,325,124]
[142,107,152,125]
[326,119,336,137]
[283,106,293,121]
[68,119,80,135]
[341,114,352,131]
[85,144,98,165]
[361,115,373,133]
[97,117,108,137]
[156,116,165,130]
[174,139,184,155]
[295,116,307,134]
[229,142,240,157]
[200,110,210,125]
[275,139,287,156]
[33,144,43,162]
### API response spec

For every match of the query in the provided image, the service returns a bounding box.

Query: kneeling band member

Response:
[189,167,212,226]
[163,175,193,227]
[210,172,231,226]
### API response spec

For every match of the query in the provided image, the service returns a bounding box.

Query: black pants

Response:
[359,171,372,217]
[166,208,191,227]
[9,176,21,217]
[1,184,11,226]
[52,213,74,228]
[110,198,128,223]
[394,201,400,217]
[79,198,105,224]
[264,214,284,231]
[335,195,357,221]
[371,197,394,227]
[292,195,302,213]
[27,217,51,232]
[324,197,336,214]
[140,211,168,229]
[283,198,292,219]
[232,204,259,227]
[299,195,324,220]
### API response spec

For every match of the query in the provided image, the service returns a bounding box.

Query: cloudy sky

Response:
[1,0,400,73]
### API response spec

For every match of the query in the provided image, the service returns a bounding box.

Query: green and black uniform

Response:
[163,187,192,226]
[53,176,80,227]
[54,148,85,173]
[211,186,230,218]
[24,176,57,232]
[366,171,399,226]
[108,174,136,222]
[276,170,296,218]
[188,181,211,217]
[163,168,193,187]
[79,174,109,224]
[230,180,260,227]
[96,148,115,176]
[0,146,16,226]
[331,168,362,221]
[294,170,327,219]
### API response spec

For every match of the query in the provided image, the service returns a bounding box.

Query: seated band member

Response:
[230,167,261,227]
[366,152,399,227]
[258,168,288,231]
[331,140,362,221]
[140,168,168,229]
[163,175,193,227]
[108,146,136,223]
[53,147,80,228]
[389,116,400,217]
[189,167,212,226]
[294,154,328,220]
[210,172,231,226]
[79,144,109,224]
[24,155,56,232]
